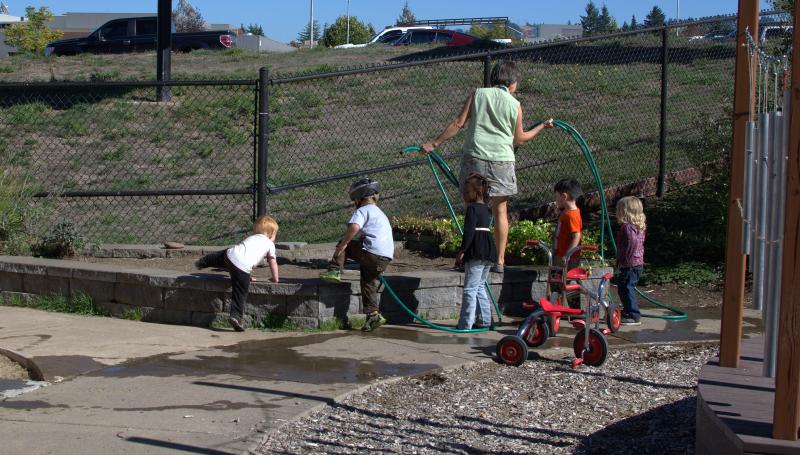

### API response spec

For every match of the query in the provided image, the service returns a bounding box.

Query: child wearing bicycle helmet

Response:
[320,177,394,332]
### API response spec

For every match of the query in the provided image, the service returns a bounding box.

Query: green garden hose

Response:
[550,120,686,321]
[378,275,492,333]
[388,146,503,333]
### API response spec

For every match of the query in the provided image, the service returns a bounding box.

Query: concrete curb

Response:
[0,346,45,381]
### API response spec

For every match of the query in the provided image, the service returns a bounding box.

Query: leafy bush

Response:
[394,215,575,264]
[0,172,36,255]
[32,221,85,259]
[3,6,63,54]
[322,15,375,47]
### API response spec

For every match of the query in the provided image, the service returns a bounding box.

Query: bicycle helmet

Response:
[348,177,380,201]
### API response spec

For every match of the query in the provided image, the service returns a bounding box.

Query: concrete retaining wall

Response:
[0,255,610,328]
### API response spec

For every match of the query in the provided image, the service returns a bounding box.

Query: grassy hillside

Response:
[0,45,423,82]
[0,37,736,244]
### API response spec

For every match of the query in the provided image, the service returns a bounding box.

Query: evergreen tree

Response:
[580,1,601,36]
[397,1,416,25]
[172,0,206,32]
[297,20,321,44]
[245,24,264,36]
[610,17,618,32]
[644,5,666,28]
[598,4,613,34]
[621,21,630,32]
[630,15,638,30]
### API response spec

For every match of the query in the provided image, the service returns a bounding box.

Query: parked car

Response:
[44,17,236,56]
[334,25,433,49]
[391,29,477,46]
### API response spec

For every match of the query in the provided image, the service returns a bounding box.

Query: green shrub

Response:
[5,292,108,316]
[0,172,36,255]
[32,221,85,258]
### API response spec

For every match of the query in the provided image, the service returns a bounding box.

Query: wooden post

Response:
[719,0,759,368]
[772,0,800,441]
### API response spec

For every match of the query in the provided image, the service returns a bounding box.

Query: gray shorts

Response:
[459,154,517,198]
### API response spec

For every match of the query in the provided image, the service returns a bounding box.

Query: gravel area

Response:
[260,343,716,454]
[0,354,29,381]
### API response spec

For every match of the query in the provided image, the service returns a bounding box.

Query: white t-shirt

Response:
[226,234,276,274]
[348,204,394,259]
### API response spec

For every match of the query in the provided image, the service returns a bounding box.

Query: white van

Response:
[335,26,433,49]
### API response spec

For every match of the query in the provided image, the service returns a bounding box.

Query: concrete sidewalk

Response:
[0,305,760,454]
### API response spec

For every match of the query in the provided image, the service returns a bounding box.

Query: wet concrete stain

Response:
[0,334,53,351]
[28,355,110,381]
[113,399,280,413]
[0,400,70,410]
[89,332,442,385]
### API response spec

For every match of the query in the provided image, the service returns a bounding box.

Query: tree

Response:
[173,0,206,32]
[245,23,264,36]
[470,21,511,40]
[297,20,321,44]
[598,4,613,34]
[630,15,638,30]
[4,6,62,54]
[580,1,601,36]
[323,15,374,46]
[621,21,630,32]
[644,5,666,28]
[610,17,618,33]
[397,1,416,25]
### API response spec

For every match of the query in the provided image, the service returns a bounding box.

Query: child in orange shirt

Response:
[552,178,583,308]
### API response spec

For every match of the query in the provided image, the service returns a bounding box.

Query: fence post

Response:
[483,53,492,88]
[773,0,800,439]
[657,26,669,197]
[256,67,269,217]
[720,0,760,369]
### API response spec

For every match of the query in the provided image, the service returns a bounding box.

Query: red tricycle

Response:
[495,242,620,368]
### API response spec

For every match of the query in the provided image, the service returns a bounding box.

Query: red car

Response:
[391,29,476,46]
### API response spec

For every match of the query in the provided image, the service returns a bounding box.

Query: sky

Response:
[32,0,742,43]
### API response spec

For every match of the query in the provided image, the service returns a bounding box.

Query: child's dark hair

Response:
[464,173,490,202]
[490,61,519,87]
[554,178,583,201]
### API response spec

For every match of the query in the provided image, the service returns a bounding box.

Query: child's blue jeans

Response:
[617,266,643,320]
[458,259,492,330]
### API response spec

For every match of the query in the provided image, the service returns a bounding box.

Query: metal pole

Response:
[156,0,172,101]
[256,67,269,216]
[764,111,781,377]
[657,26,669,197]
[309,0,315,47]
[676,0,680,36]
[483,53,492,88]
[751,119,761,275]
[743,121,755,256]
[346,0,351,45]
[754,113,770,311]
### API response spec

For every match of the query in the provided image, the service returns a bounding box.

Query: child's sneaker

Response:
[620,314,641,326]
[361,312,386,332]
[319,268,342,284]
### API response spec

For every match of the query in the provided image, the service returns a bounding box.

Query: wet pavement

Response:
[0,305,759,454]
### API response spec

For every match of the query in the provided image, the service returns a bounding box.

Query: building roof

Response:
[0,13,23,24]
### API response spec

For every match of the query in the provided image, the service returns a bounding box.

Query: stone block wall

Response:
[0,255,611,329]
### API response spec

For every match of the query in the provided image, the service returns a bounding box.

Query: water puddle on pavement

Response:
[89,332,442,385]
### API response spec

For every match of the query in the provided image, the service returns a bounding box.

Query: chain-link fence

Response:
[1,81,257,244]
[265,18,741,242]
[2,16,758,244]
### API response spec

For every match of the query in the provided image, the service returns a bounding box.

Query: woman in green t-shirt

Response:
[422,61,554,273]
